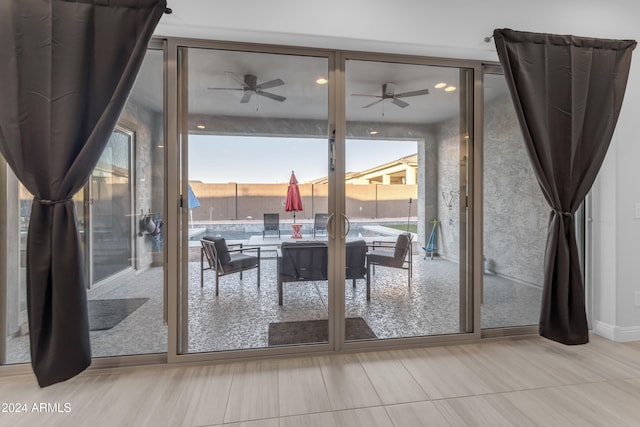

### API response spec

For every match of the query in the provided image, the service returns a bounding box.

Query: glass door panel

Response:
[180,47,330,354]
[344,59,472,341]
[482,72,544,329]
[90,128,134,284]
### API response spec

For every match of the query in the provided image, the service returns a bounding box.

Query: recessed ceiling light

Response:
[196,125,206,129]
[445,86,457,92]
[435,82,447,89]
[316,78,328,85]
[369,130,379,135]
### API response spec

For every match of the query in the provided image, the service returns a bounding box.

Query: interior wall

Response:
[590,54,640,341]
[592,142,618,330]
[155,1,639,62]
[614,61,640,332]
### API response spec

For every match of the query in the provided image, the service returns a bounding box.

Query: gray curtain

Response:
[493,28,636,344]
[0,0,166,386]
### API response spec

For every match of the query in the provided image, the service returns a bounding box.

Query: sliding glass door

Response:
[176,43,478,359]
[342,56,474,342]
[482,70,545,330]
[88,127,135,285]
[179,46,333,354]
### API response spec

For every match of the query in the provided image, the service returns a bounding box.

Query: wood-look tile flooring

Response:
[2,334,640,426]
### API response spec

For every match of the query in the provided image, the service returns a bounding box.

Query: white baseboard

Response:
[592,321,640,342]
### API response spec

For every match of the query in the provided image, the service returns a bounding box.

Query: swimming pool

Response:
[189,221,416,241]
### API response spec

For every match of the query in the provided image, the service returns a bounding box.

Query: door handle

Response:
[341,214,350,239]
[327,213,336,239]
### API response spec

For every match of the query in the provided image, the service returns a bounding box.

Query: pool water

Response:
[190,222,416,240]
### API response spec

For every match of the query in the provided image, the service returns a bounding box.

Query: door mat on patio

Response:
[268,317,376,346]
[88,298,149,331]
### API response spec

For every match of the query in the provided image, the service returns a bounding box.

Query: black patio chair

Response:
[200,236,260,296]
[263,213,280,238]
[312,213,330,237]
[365,233,412,301]
[277,242,328,305]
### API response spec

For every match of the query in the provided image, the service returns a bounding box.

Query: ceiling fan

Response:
[208,72,286,104]
[351,83,429,108]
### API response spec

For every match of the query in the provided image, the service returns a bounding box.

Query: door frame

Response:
[336,51,482,352]
[167,39,483,364]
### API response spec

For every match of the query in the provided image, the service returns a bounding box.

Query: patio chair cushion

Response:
[394,233,411,259]
[367,251,400,267]
[223,253,260,273]
[202,235,231,265]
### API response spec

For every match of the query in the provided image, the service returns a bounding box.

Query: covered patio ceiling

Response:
[130,46,508,127]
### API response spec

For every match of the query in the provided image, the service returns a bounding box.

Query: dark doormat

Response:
[88,298,149,331]
[268,317,376,346]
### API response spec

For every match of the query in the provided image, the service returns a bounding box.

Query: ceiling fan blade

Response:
[391,98,410,108]
[351,94,380,98]
[257,91,286,102]
[394,88,430,98]
[362,99,384,108]
[225,71,248,88]
[256,78,284,90]
[208,87,243,91]
[240,91,253,103]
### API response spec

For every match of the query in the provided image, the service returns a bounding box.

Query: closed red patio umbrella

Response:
[285,171,303,238]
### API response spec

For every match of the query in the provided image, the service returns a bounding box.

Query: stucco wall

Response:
[435,92,548,286]
[121,99,164,270]
[483,94,548,286]
[436,117,462,261]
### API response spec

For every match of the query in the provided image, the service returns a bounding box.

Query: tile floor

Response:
[5,250,542,362]
[1,334,640,426]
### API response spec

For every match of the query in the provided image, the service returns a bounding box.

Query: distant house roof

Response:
[308,153,417,185]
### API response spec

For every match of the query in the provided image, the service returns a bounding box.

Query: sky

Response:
[188,135,417,183]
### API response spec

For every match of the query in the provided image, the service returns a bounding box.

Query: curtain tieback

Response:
[553,209,573,217]
[35,198,72,205]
